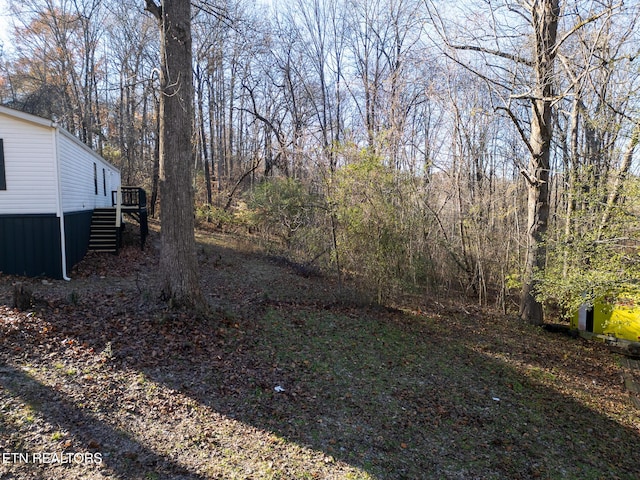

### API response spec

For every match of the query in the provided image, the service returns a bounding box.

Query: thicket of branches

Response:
[1,0,639,318]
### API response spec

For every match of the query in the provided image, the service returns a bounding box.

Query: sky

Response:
[0,0,12,51]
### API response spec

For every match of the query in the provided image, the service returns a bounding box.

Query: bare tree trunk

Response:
[207,55,218,195]
[196,68,213,205]
[150,91,160,218]
[519,0,560,325]
[145,0,204,310]
[598,122,640,237]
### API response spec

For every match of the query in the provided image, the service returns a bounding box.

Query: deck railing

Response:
[110,186,148,249]
[112,186,145,208]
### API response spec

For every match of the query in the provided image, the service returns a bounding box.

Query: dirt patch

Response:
[1,227,639,479]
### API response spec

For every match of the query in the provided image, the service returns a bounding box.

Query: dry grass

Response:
[1,227,639,479]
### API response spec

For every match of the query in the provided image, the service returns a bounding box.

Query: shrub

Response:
[329,152,431,303]
[246,177,325,254]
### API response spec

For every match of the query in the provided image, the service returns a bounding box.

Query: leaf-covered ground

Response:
[1,226,640,479]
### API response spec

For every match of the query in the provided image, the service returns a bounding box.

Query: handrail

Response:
[115,186,122,228]
[112,186,145,208]
[108,186,148,250]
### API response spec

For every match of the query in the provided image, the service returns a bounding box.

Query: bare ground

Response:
[1,226,640,479]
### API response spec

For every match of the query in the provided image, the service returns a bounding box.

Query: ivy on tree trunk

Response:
[145,0,205,310]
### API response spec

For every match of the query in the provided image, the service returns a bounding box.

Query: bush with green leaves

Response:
[329,151,432,303]
[537,177,640,316]
[242,154,434,303]
[195,204,245,230]
[246,177,325,254]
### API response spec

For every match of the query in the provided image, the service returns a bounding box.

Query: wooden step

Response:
[88,208,119,253]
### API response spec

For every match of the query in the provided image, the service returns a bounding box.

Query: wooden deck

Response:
[88,186,148,253]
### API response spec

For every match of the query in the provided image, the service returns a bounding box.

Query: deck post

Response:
[115,186,122,228]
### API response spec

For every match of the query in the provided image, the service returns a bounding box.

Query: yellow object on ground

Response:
[572,293,640,342]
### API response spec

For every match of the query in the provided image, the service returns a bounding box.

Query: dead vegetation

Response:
[1,228,639,479]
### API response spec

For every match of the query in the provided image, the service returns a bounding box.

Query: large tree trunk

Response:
[145,0,204,309]
[519,0,560,325]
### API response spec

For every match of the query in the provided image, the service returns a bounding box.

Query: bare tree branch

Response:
[495,105,534,159]
[447,44,532,67]
[144,0,161,20]
[191,0,234,29]
[551,4,622,58]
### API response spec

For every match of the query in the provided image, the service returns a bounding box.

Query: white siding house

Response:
[0,106,121,279]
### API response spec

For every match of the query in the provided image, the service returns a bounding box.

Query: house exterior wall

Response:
[0,107,121,279]
[0,113,58,215]
[58,130,121,213]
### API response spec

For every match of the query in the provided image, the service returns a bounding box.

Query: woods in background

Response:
[1,0,639,322]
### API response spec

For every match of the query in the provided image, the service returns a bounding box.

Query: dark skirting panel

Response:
[63,210,92,272]
[0,214,63,278]
[0,210,96,279]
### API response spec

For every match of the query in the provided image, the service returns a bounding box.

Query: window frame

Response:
[93,163,98,195]
[0,139,6,190]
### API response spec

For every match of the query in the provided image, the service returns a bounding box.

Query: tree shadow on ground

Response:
[142,306,640,478]
[1,236,640,478]
[0,364,208,480]
[4,296,640,478]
